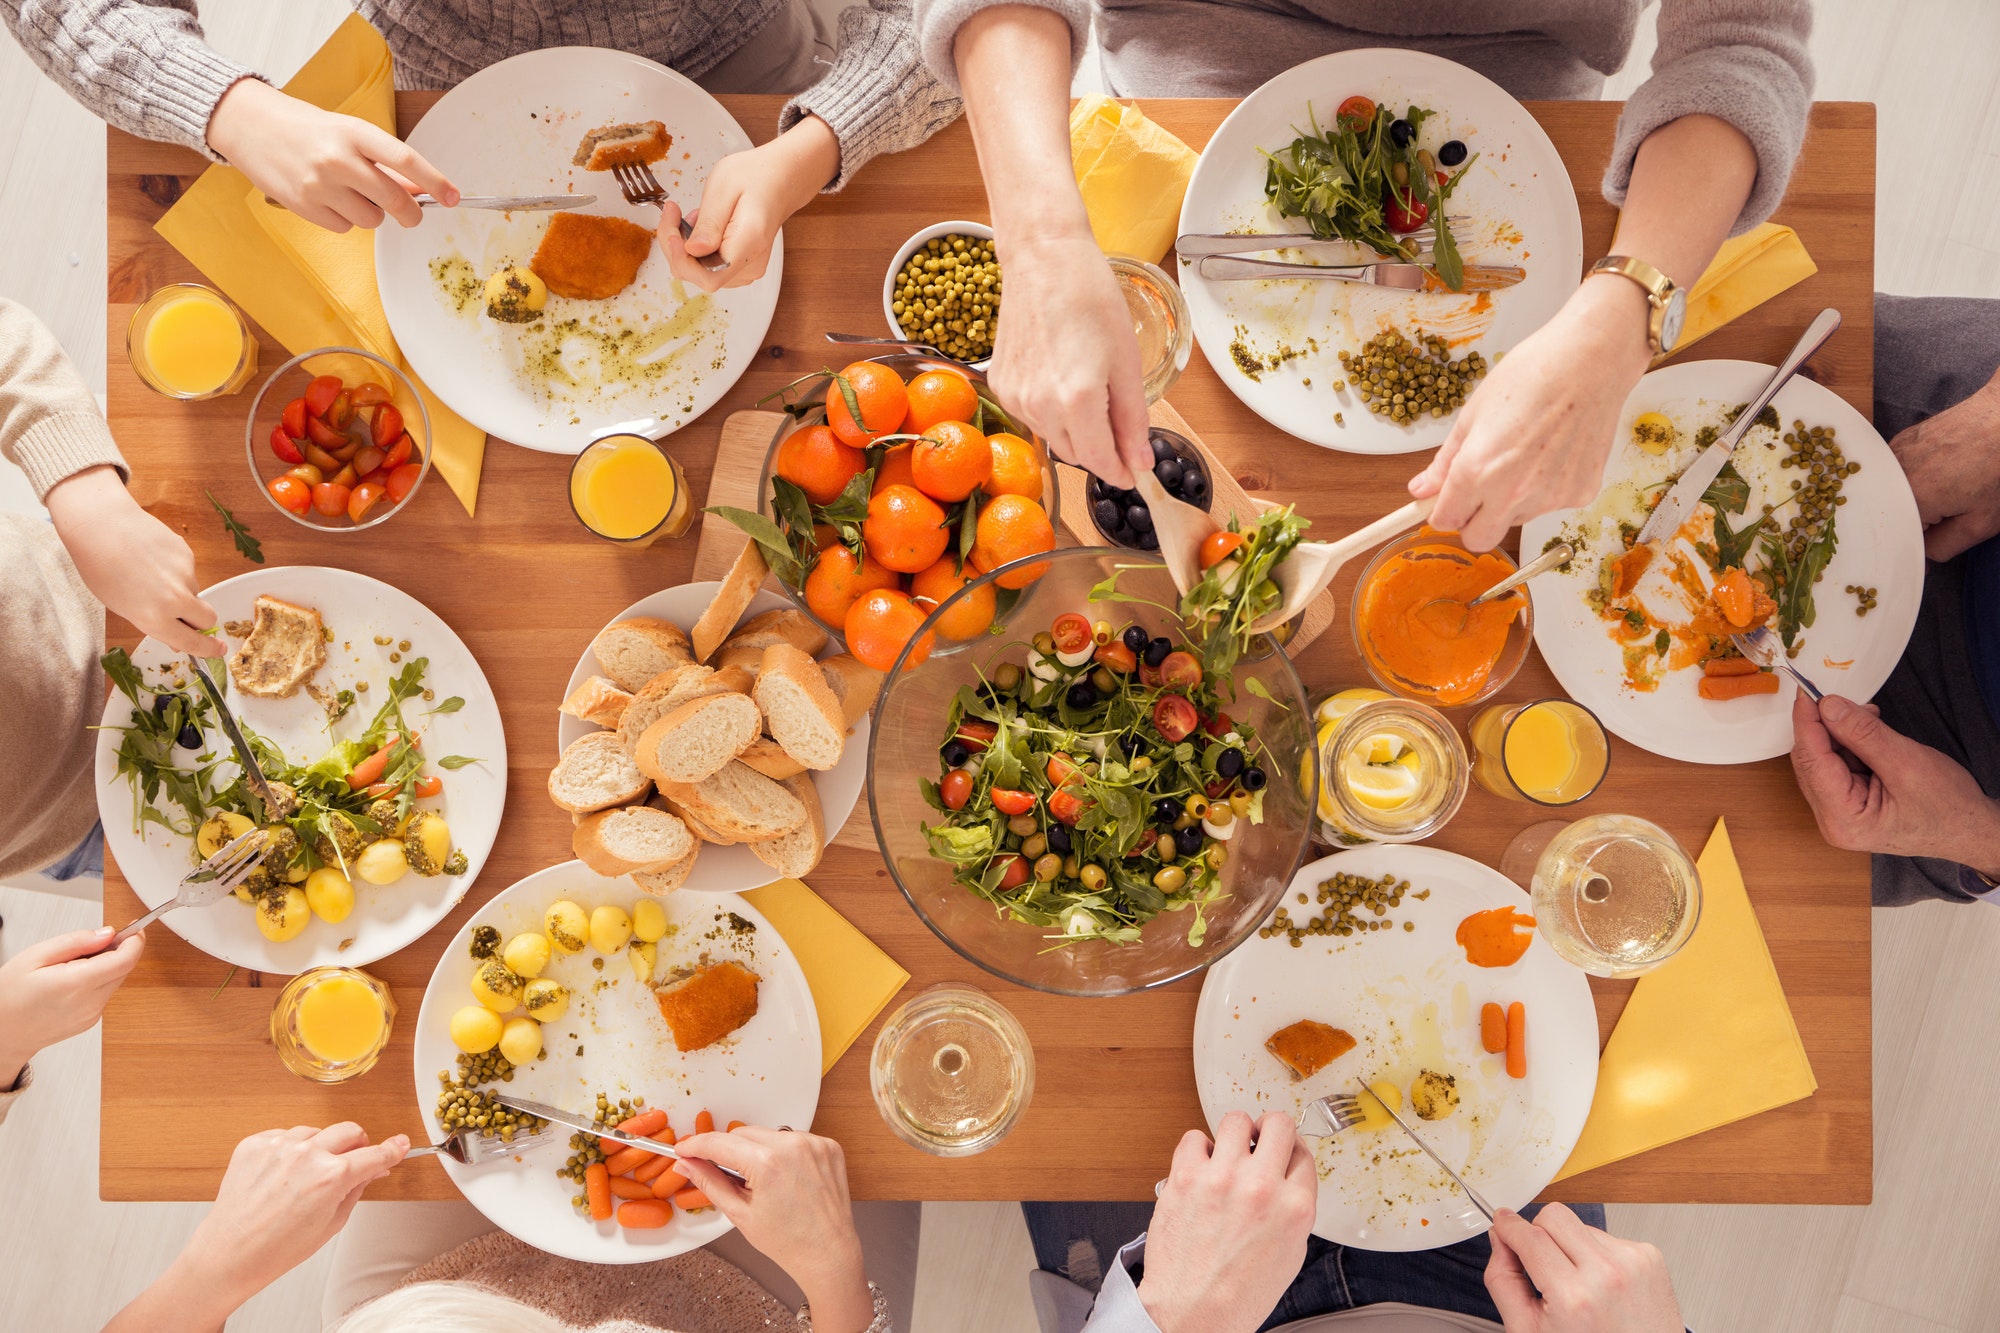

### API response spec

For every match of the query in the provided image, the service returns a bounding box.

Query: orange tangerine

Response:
[804,543,900,627]
[971,494,1055,589]
[985,432,1044,500]
[865,484,951,573]
[845,588,936,672]
[773,425,865,506]
[873,443,916,493]
[825,361,909,447]
[910,557,997,640]
[903,369,980,433]
[911,420,993,502]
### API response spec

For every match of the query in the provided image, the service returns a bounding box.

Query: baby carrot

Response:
[1505,1002,1526,1080]
[603,1146,651,1176]
[726,1120,746,1132]
[632,1153,678,1184]
[617,1200,673,1229]
[617,1108,669,1138]
[1702,656,1761,677]
[694,1110,715,1136]
[1480,1003,1506,1054]
[673,1187,713,1211]
[610,1176,655,1200]
[649,1167,691,1199]
[1698,671,1780,701]
[584,1162,612,1221]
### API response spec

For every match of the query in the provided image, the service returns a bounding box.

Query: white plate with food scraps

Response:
[1521,360,1924,765]
[413,860,821,1264]
[93,567,506,973]
[558,582,869,892]
[1176,48,1582,455]
[376,46,782,453]
[1193,845,1597,1251]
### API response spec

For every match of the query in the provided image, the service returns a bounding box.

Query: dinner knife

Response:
[1361,1082,1495,1221]
[185,655,284,824]
[1632,307,1841,546]
[493,1095,749,1185]
[414,194,595,211]
[1195,254,1526,292]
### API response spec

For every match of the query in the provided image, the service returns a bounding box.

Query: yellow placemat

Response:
[744,878,909,1075]
[1658,222,1818,363]
[1554,817,1816,1180]
[153,14,486,513]
[1070,94,1197,265]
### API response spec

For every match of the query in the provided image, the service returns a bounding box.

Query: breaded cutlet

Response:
[529,212,655,301]
[573,121,673,170]
[653,960,760,1052]
[226,595,326,699]
[1264,1019,1356,1082]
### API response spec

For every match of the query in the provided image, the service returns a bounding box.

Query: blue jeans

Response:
[1022,1200,1606,1326]
[40,821,104,882]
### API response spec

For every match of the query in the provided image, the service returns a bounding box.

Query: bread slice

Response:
[559,674,632,730]
[754,643,846,770]
[548,732,652,813]
[573,805,694,877]
[737,735,807,781]
[652,960,760,1052]
[818,654,884,729]
[692,540,768,662]
[725,608,829,657]
[227,595,326,698]
[749,773,825,878]
[633,839,700,894]
[591,617,694,693]
[619,664,723,750]
[657,761,807,843]
[651,790,738,845]
[713,643,766,679]
[633,693,762,786]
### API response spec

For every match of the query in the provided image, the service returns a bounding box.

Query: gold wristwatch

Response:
[1589,255,1686,355]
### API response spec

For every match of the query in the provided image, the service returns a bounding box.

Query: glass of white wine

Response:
[1529,814,1702,978]
[1109,255,1192,404]
[869,984,1034,1156]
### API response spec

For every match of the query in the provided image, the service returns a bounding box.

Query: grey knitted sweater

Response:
[915,0,1814,233]
[0,0,960,190]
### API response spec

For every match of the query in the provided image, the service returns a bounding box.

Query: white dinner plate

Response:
[1193,846,1598,1251]
[1177,48,1582,454]
[557,583,868,892]
[376,46,782,453]
[412,860,821,1263]
[1520,360,1925,764]
[93,567,507,973]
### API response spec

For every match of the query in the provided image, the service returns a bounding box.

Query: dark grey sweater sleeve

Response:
[912,0,1088,96]
[781,0,962,192]
[1602,0,1814,234]
[0,0,261,159]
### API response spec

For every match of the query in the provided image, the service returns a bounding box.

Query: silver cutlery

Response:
[607,162,727,272]
[407,1124,556,1166]
[185,655,284,824]
[112,827,269,944]
[1634,307,1842,546]
[414,194,594,211]
[1364,1082,1494,1221]
[824,331,955,356]
[1297,1091,1367,1138]
[1177,232,1432,262]
[494,1094,749,1185]
[1418,541,1573,637]
[1196,254,1526,291]
[1730,625,1824,701]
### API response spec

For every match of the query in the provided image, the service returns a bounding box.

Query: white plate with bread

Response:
[550,576,879,893]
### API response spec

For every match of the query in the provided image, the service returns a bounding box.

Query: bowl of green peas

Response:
[883,221,999,370]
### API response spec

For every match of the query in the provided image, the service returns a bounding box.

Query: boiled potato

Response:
[470,957,521,1012]
[254,886,310,942]
[522,977,570,1024]
[545,900,588,954]
[284,860,311,884]
[628,940,657,983]
[589,904,633,955]
[196,811,256,858]
[355,839,409,886]
[498,1016,543,1065]
[502,931,552,979]
[450,1004,503,1053]
[406,811,453,876]
[303,867,355,924]
[1410,1069,1460,1122]
[631,898,668,943]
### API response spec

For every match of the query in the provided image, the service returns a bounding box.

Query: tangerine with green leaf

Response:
[911,420,992,502]
[910,556,996,639]
[845,588,936,672]
[865,483,951,573]
[824,361,909,447]
[970,493,1055,588]
[804,543,900,626]
[774,424,865,505]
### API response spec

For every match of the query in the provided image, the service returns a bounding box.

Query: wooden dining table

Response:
[100,93,1875,1206]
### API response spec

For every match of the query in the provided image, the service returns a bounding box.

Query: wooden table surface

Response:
[101,95,1875,1204]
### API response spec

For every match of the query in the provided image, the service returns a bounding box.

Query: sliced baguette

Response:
[573,805,694,877]
[713,643,766,679]
[656,761,807,843]
[559,674,632,730]
[738,735,808,780]
[591,617,694,692]
[633,693,762,786]
[548,732,652,814]
[711,664,757,696]
[818,654,884,729]
[749,773,825,878]
[724,608,828,657]
[754,643,846,770]
[651,791,739,846]
[619,664,724,750]
[633,840,700,895]
[692,541,768,662]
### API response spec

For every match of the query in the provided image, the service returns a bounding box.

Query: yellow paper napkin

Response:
[153,14,486,512]
[1070,94,1198,265]
[1656,222,1818,363]
[743,878,910,1075]
[1553,817,1816,1181]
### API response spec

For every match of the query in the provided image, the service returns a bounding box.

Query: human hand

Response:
[676,1127,874,1331]
[0,926,144,1088]
[1135,1111,1319,1333]
[44,467,222,657]
[1885,378,2000,560]
[205,78,457,232]
[1484,1204,1681,1333]
[658,116,840,293]
[1790,692,2000,876]
[1411,278,1653,550]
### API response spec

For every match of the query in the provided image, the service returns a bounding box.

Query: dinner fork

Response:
[112,827,270,944]
[406,1125,556,1166]
[1730,626,1824,701]
[609,162,728,271]
[1297,1091,1368,1138]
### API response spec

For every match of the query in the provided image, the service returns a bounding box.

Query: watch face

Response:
[1660,289,1687,352]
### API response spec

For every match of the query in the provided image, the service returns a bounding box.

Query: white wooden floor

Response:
[4,2,2000,1330]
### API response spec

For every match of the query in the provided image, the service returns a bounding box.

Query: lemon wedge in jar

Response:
[1316,687,1391,727]
[1344,756,1421,811]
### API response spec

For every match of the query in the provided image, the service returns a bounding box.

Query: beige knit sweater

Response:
[0,299,127,880]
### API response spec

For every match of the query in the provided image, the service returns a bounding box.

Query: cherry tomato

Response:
[1159,651,1203,689]
[1051,613,1093,655]
[1048,790,1090,825]
[991,853,1028,891]
[286,463,325,486]
[1336,95,1377,128]
[1199,531,1246,569]
[1206,779,1232,800]
[1094,641,1137,673]
[385,463,423,502]
[382,433,413,471]
[351,444,385,478]
[281,397,308,439]
[371,403,404,449]
[357,468,390,489]
[940,769,973,810]
[1045,755,1083,789]
[1385,187,1429,233]
[1154,695,1199,742]
[328,463,359,489]
[303,375,342,418]
[954,720,998,752]
[302,441,340,473]
[268,425,304,465]
[328,389,354,429]
[990,786,1035,816]
[349,381,392,407]
[305,415,347,451]
[267,474,310,514]
[1139,661,1163,688]
[329,437,362,464]
[1203,712,1234,739]
[348,480,387,523]
[310,481,351,518]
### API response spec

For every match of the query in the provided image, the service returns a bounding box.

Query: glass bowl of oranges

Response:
[751,355,1065,673]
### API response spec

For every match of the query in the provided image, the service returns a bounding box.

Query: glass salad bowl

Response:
[867,546,1317,997]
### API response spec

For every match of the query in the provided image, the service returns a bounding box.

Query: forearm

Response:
[795,1239,878,1333]
[1608,114,1757,292]
[953,6,1092,257]
[1951,801,2000,881]
[103,1251,247,1333]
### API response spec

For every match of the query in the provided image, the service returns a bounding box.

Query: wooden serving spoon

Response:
[1251,498,1436,634]
[1131,466,1217,596]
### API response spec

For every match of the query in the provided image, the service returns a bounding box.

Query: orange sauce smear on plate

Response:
[1456,906,1536,968]
[1357,539,1525,706]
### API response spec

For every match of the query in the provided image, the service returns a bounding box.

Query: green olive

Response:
[994,663,1023,691]
[1079,864,1107,890]
[1034,854,1063,882]
[1154,865,1188,893]
[1020,833,1048,860]
[1007,814,1039,837]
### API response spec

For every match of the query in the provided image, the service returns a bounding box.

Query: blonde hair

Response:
[328,1281,572,1333]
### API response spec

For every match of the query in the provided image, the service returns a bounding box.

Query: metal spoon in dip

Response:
[1416,541,1573,639]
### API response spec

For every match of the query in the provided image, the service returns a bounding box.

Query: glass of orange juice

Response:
[568,433,693,546]
[127,283,257,399]
[1469,698,1610,807]
[271,967,396,1083]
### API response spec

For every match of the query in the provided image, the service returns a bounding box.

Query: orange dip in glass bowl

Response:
[1352,530,1533,707]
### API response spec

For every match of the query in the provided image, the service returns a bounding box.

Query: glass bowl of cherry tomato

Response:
[245,346,431,531]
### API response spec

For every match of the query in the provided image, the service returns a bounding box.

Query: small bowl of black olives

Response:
[1086,428,1211,550]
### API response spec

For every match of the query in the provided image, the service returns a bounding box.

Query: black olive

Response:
[151,693,172,717]
[1176,825,1206,857]
[1126,504,1153,533]
[1136,529,1160,551]
[942,740,971,767]
[1118,734,1141,757]
[1122,625,1149,654]
[1093,498,1121,533]
[1390,118,1414,147]
[1217,747,1245,779]
[1046,823,1072,855]
[1143,637,1172,667]
[1243,766,1268,791]
[1153,797,1182,823]
[1180,470,1209,502]
[1066,682,1099,710]
[1150,434,1177,462]
[1154,457,1183,488]
[177,722,202,750]
[1438,139,1468,167]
